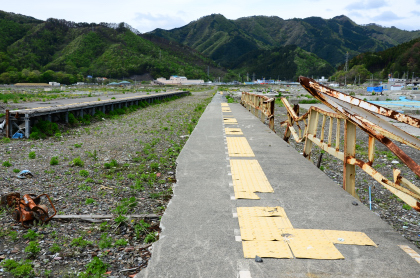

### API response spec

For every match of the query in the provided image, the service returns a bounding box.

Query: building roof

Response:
[14,83,51,86]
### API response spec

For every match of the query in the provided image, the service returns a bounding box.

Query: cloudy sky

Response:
[2,0,419,33]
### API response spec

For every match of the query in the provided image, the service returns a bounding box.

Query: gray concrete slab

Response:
[139,94,420,278]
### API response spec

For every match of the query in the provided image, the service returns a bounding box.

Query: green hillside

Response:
[150,14,420,68]
[344,37,420,79]
[232,45,335,80]
[0,12,223,84]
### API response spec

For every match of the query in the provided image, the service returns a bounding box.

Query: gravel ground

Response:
[229,89,420,249]
[0,90,213,277]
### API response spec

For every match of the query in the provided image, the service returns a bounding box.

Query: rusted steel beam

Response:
[299,76,420,178]
[309,81,420,128]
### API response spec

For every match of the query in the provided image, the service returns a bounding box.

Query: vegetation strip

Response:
[0,89,213,277]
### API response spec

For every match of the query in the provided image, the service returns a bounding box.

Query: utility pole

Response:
[345,52,349,72]
[252,73,255,82]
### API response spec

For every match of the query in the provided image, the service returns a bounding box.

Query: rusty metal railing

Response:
[241,92,275,132]
[280,77,420,211]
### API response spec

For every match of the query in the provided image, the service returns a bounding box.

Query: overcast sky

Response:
[2,0,419,33]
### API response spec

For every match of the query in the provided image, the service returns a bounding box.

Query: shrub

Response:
[71,237,93,248]
[71,157,84,167]
[2,161,12,167]
[0,259,34,278]
[98,233,113,249]
[144,232,157,243]
[25,241,41,257]
[85,198,95,204]
[68,113,79,126]
[23,229,40,240]
[79,169,89,177]
[28,151,36,159]
[114,239,128,247]
[49,243,61,253]
[79,257,109,278]
[50,156,59,165]
[13,168,20,173]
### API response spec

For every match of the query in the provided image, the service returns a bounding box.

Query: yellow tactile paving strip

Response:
[243,241,293,259]
[222,107,231,112]
[238,207,377,259]
[399,245,420,264]
[223,118,238,124]
[227,138,254,157]
[324,230,377,246]
[221,103,229,107]
[230,160,272,192]
[225,128,243,135]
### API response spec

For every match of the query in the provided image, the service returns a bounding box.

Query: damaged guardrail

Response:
[240,92,275,132]
[280,76,420,211]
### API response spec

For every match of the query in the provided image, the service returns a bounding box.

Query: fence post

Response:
[5,109,9,138]
[269,101,275,131]
[303,110,319,159]
[344,119,357,198]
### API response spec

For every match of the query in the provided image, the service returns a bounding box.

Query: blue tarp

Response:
[367,86,383,93]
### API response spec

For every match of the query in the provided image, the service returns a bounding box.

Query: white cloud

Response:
[372,11,404,21]
[133,12,187,33]
[416,0,420,4]
[346,0,388,11]
[412,11,420,16]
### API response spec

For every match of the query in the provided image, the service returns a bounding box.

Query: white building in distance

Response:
[156,76,204,85]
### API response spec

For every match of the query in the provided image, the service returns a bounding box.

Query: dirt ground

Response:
[0,90,213,278]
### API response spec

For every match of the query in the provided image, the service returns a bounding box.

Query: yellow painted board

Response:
[230,160,272,192]
[234,190,260,200]
[223,115,235,117]
[237,207,287,218]
[227,138,254,157]
[221,103,229,106]
[287,238,344,260]
[220,92,224,95]
[225,128,243,135]
[281,229,330,242]
[223,118,238,124]
[242,241,293,259]
[324,230,377,247]
[239,217,292,240]
[222,109,232,113]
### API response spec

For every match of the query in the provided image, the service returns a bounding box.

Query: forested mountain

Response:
[232,45,335,80]
[150,14,420,68]
[1,10,418,84]
[346,37,420,79]
[0,11,222,84]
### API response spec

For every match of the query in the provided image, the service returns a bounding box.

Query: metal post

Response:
[80,109,84,118]
[269,101,275,131]
[5,109,9,138]
[303,110,319,159]
[25,115,30,138]
[343,120,357,198]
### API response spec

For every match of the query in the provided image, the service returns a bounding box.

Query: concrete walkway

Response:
[139,93,420,277]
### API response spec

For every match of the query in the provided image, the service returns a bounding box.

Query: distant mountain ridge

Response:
[150,14,420,68]
[0,10,223,84]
